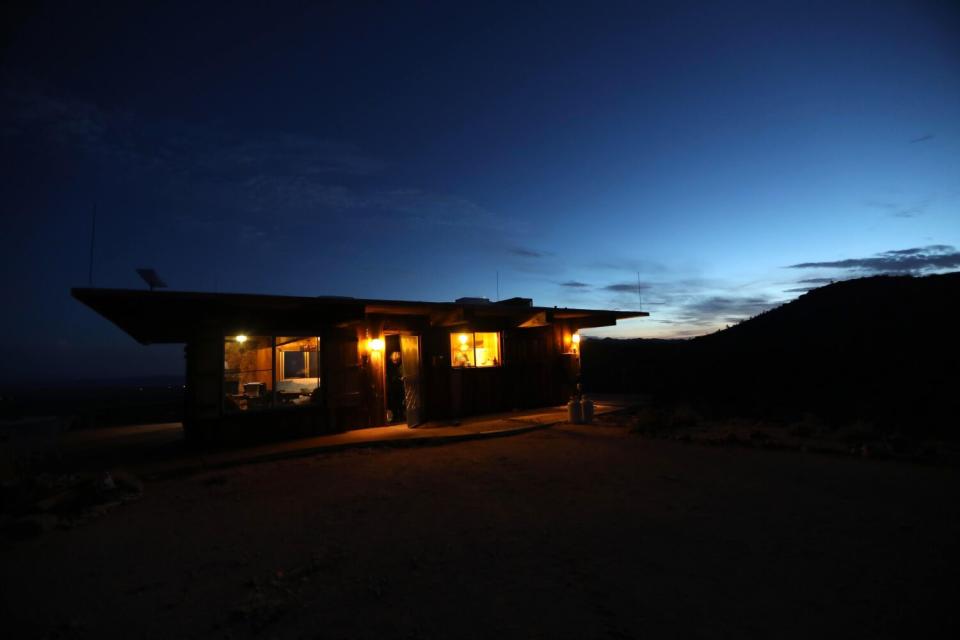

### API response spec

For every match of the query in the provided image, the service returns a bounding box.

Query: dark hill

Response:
[582,272,960,435]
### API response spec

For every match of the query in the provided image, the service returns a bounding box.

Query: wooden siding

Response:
[183,316,583,441]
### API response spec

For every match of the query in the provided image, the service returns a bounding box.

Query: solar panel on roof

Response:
[136,268,168,291]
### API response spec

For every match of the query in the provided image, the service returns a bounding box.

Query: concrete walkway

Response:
[54,396,641,480]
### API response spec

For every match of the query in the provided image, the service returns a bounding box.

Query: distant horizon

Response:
[0,269,946,387]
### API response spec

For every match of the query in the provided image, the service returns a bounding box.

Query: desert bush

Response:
[628,407,660,433]
[838,419,881,444]
[787,412,826,438]
[667,404,701,429]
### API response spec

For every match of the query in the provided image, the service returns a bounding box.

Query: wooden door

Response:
[401,335,422,427]
[323,328,363,429]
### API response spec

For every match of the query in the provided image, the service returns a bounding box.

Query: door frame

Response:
[400,334,423,427]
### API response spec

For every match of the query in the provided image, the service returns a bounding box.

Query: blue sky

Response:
[1,0,958,380]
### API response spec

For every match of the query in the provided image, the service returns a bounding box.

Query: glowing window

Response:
[223,335,273,412]
[450,332,501,368]
[275,337,320,407]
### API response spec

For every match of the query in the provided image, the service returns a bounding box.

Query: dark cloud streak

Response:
[675,296,776,325]
[509,247,550,258]
[788,245,960,274]
[603,282,652,293]
[864,199,930,218]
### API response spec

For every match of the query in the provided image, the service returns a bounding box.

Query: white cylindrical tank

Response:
[567,397,583,424]
[581,396,594,424]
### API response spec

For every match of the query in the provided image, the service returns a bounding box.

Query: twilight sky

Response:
[1,0,959,381]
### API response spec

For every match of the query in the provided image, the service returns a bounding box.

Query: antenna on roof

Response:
[637,271,643,311]
[136,268,168,291]
[87,203,97,286]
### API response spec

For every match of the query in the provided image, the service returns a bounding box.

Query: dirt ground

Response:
[2,421,959,639]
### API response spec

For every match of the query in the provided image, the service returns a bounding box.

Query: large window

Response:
[450,331,501,368]
[224,335,274,412]
[223,335,320,412]
[275,336,320,406]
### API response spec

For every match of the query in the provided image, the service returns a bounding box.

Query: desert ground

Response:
[2,420,958,639]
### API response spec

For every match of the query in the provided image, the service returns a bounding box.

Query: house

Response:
[72,288,647,442]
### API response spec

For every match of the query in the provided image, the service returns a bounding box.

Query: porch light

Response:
[571,333,581,345]
[235,334,248,344]
[368,338,385,352]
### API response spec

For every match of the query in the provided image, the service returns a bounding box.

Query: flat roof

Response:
[72,288,647,344]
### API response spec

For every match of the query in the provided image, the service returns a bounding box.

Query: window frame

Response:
[222,334,322,414]
[274,336,322,408]
[222,335,275,413]
[449,331,502,369]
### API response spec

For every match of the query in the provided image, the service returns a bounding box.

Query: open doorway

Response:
[385,334,423,427]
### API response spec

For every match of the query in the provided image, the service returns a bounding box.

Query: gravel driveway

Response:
[3,422,958,639]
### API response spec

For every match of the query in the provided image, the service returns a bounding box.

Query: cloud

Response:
[560,280,590,288]
[864,199,930,218]
[1,88,108,150]
[787,245,960,274]
[2,87,385,178]
[782,276,842,293]
[382,190,511,230]
[509,247,550,258]
[585,257,668,274]
[884,245,952,256]
[909,133,934,143]
[603,282,652,293]
[2,86,515,233]
[237,224,268,244]
[213,133,385,177]
[675,296,776,325]
[236,178,506,229]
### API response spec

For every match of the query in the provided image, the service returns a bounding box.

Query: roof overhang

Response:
[72,288,648,344]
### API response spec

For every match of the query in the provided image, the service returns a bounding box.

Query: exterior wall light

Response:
[368,338,385,352]
[235,335,248,344]
[571,333,581,345]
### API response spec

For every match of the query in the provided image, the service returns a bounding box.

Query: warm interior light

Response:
[368,338,385,352]
[458,333,468,345]
[571,333,581,345]
[235,335,248,344]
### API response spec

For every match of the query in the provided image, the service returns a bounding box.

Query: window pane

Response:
[275,336,321,407]
[449,332,501,368]
[450,332,475,367]
[474,332,501,367]
[224,335,273,412]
